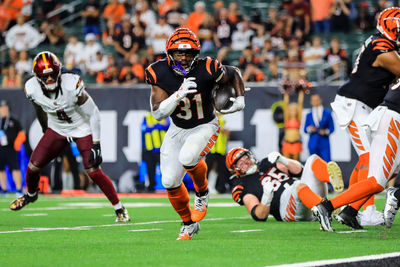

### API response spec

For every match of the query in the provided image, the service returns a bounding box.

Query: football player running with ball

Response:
[9,51,130,223]
[145,28,245,240]
[227,148,343,226]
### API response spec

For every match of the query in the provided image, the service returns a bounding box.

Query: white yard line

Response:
[337,230,368,234]
[231,229,263,233]
[128,229,161,232]
[21,213,48,217]
[0,216,249,234]
[268,252,400,267]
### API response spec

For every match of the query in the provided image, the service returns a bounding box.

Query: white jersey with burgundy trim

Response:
[25,73,91,138]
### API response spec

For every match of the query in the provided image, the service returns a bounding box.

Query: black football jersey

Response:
[338,34,397,109]
[145,57,224,129]
[381,82,400,113]
[231,158,297,221]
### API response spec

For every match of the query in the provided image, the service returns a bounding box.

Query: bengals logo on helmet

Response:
[165,28,201,76]
[377,7,400,46]
[226,147,257,176]
[32,51,62,92]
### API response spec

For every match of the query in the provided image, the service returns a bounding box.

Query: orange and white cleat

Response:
[176,222,200,240]
[191,191,209,222]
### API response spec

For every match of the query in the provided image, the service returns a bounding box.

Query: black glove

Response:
[89,143,102,168]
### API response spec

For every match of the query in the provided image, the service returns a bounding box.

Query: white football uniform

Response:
[277,155,327,221]
[160,117,219,189]
[25,73,91,138]
[331,94,372,156]
[365,106,400,188]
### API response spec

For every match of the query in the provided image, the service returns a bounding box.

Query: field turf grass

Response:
[0,193,399,266]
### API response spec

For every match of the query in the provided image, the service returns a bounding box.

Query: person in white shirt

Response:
[82,33,102,73]
[5,14,43,52]
[64,35,85,72]
[15,50,32,76]
[231,19,255,51]
[147,15,174,57]
[303,36,326,66]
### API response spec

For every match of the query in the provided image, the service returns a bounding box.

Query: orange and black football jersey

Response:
[338,34,397,108]
[145,57,224,129]
[231,158,296,221]
[382,84,400,113]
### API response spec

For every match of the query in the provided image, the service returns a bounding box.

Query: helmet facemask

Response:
[228,149,258,177]
[165,28,201,77]
[167,49,199,77]
[32,51,62,92]
[36,70,61,91]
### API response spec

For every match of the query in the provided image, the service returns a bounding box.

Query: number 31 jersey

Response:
[145,57,224,129]
[25,73,91,138]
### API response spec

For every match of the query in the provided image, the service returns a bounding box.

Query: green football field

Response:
[0,193,399,266]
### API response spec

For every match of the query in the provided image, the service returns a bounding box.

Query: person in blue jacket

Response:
[304,93,334,162]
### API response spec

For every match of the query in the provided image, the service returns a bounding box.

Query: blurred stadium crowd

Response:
[0,0,395,88]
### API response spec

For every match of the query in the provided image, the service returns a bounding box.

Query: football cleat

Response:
[336,205,363,229]
[383,187,399,228]
[357,205,384,226]
[9,192,38,211]
[177,222,201,240]
[191,190,209,222]
[327,161,344,193]
[312,201,334,232]
[115,206,131,222]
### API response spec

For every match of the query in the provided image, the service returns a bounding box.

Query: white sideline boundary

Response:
[0,216,249,234]
[268,252,400,267]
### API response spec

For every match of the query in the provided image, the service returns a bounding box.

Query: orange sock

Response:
[331,177,384,209]
[350,195,371,210]
[310,157,330,183]
[363,195,375,209]
[167,183,191,222]
[185,160,208,193]
[357,153,375,209]
[348,160,361,186]
[297,185,322,209]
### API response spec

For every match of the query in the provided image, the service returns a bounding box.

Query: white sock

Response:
[113,202,123,210]
[208,170,218,193]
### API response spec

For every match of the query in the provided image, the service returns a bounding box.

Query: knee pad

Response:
[162,176,181,189]
[178,143,200,167]
[251,205,267,222]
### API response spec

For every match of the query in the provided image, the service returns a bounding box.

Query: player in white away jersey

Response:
[9,51,130,222]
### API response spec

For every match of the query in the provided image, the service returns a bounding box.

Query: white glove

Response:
[261,180,275,206]
[267,151,289,165]
[220,96,245,114]
[175,77,197,101]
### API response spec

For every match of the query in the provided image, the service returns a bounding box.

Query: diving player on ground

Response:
[227,148,343,223]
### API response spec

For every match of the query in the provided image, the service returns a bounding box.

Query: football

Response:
[212,84,236,112]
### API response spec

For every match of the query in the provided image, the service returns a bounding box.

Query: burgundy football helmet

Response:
[32,51,62,91]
